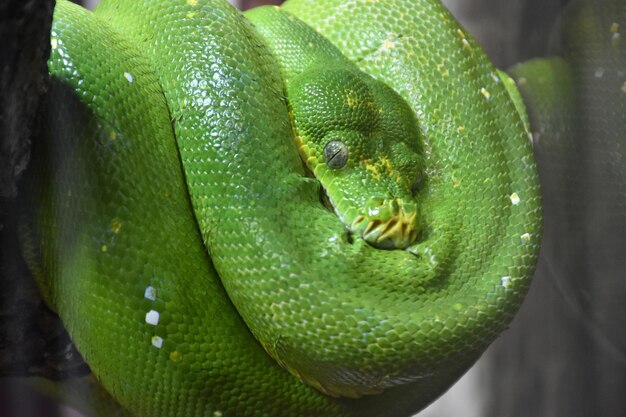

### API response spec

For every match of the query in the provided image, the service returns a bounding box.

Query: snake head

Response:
[287,65,423,249]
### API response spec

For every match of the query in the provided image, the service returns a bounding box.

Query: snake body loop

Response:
[23,0,542,415]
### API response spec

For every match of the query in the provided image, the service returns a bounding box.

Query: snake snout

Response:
[351,198,418,249]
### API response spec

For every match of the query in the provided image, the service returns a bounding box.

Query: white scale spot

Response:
[146,310,160,326]
[501,276,511,288]
[480,88,491,99]
[51,38,58,50]
[124,72,134,83]
[144,286,157,301]
[383,32,397,50]
[383,39,395,49]
[520,233,531,245]
[510,192,520,205]
[213,412,223,417]
[151,336,163,349]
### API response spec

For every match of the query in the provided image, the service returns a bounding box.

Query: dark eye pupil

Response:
[324,140,348,169]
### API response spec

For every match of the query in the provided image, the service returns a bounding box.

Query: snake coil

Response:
[23,0,541,416]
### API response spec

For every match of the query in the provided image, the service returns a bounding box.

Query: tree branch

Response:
[0,0,90,381]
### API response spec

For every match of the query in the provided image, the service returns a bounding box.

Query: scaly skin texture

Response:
[23,0,541,415]
[246,7,423,250]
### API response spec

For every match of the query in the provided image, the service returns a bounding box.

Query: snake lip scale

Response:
[351,207,418,249]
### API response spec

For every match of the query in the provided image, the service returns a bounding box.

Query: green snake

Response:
[22,0,542,415]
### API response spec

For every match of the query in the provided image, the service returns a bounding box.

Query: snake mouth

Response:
[351,201,418,249]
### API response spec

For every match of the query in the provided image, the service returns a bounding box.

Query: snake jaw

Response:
[351,200,418,249]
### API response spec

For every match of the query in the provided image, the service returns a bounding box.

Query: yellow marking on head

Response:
[380,156,394,174]
[101,244,108,253]
[108,129,117,140]
[365,98,379,112]
[480,88,491,99]
[610,22,619,33]
[344,90,360,108]
[452,178,461,188]
[457,125,466,133]
[169,351,183,362]
[110,218,122,234]
[365,165,381,180]
[383,40,395,50]
[185,12,196,18]
[362,158,381,180]
[362,157,398,182]
[186,0,198,5]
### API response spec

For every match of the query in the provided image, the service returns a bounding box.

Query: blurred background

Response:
[1,0,624,416]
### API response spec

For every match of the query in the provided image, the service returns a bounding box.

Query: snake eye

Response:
[324,140,349,169]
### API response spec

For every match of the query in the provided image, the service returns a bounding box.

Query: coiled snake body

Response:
[23,0,542,415]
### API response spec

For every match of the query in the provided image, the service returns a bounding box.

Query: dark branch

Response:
[0,0,90,381]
